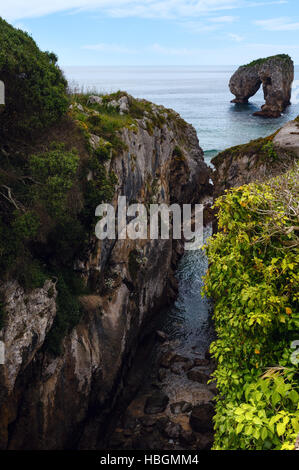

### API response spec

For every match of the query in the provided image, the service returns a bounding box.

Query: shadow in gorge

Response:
[104,224,216,451]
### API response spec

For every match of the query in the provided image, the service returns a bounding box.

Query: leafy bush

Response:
[18,259,47,291]
[261,141,278,160]
[12,210,40,241]
[0,17,68,137]
[29,145,80,218]
[204,167,299,450]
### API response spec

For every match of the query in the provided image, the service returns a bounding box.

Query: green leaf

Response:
[276,422,286,436]
[236,423,244,434]
[271,391,281,407]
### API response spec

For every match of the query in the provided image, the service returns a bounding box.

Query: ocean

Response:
[63,65,299,163]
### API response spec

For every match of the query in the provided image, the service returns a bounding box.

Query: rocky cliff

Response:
[211,116,299,197]
[0,92,211,449]
[229,54,294,118]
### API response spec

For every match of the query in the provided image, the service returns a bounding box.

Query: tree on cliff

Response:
[0,17,68,137]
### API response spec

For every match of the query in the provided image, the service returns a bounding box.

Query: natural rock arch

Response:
[229,55,294,118]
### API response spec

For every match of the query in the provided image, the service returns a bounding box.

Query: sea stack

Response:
[229,54,294,118]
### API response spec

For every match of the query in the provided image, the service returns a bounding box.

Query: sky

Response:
[0,0,299,65]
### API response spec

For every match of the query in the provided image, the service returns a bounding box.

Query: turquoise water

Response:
[64,65,299,162]
[161,225,214,357]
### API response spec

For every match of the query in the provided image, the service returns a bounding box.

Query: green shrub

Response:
[82,151,118,228]
[262,141,278,160]
[94,140,112,162]
[0,17,68,137]
[12,210,40,241]
[18,259,47,291]
[172,145,185,161]
[204,168,299,450]
[29,145,79,218]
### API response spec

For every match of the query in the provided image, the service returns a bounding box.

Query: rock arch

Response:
[229,55,294,118]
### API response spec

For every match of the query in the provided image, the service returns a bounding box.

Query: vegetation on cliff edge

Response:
[204,167,299,450]
[0,17,68,137]
[243,54,292,69]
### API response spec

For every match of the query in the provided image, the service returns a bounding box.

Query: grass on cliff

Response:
[212,132,280,165]
[242,54,292,69]
[211,126,299,170]
[69,90,170,138]
[204,166,299,450]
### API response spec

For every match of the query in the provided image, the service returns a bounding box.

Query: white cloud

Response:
[82,43,138,54]
[179,14,238,34]
[149,43,202,56]
[228,32,244,41]
[180,21,220,33]
[254,17,299,31]
[0,0,290,22]
[209,15,238,22]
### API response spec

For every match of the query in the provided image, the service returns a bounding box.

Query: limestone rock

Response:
[273,118,299,157]
[144,392,169,414]
[187,368,209,384]
[87,95,103,105]
[212,117,299,198]
[161,421,182,439]
[196,432,214,450]
[0,280,57,393]
[89,133,100,150]
[159,350,176,368]
[229,55,294,118]
[193,358,210,367]
[118,95,129,114]
[189,403,215,433]
[156,330,168,342]
[180,430,196,445]
[157,368,167,382]
[170,401,192,414]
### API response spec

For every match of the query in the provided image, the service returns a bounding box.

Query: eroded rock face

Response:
[212,117,299,198]
[229,55,294,117]
[0,96,211,449]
